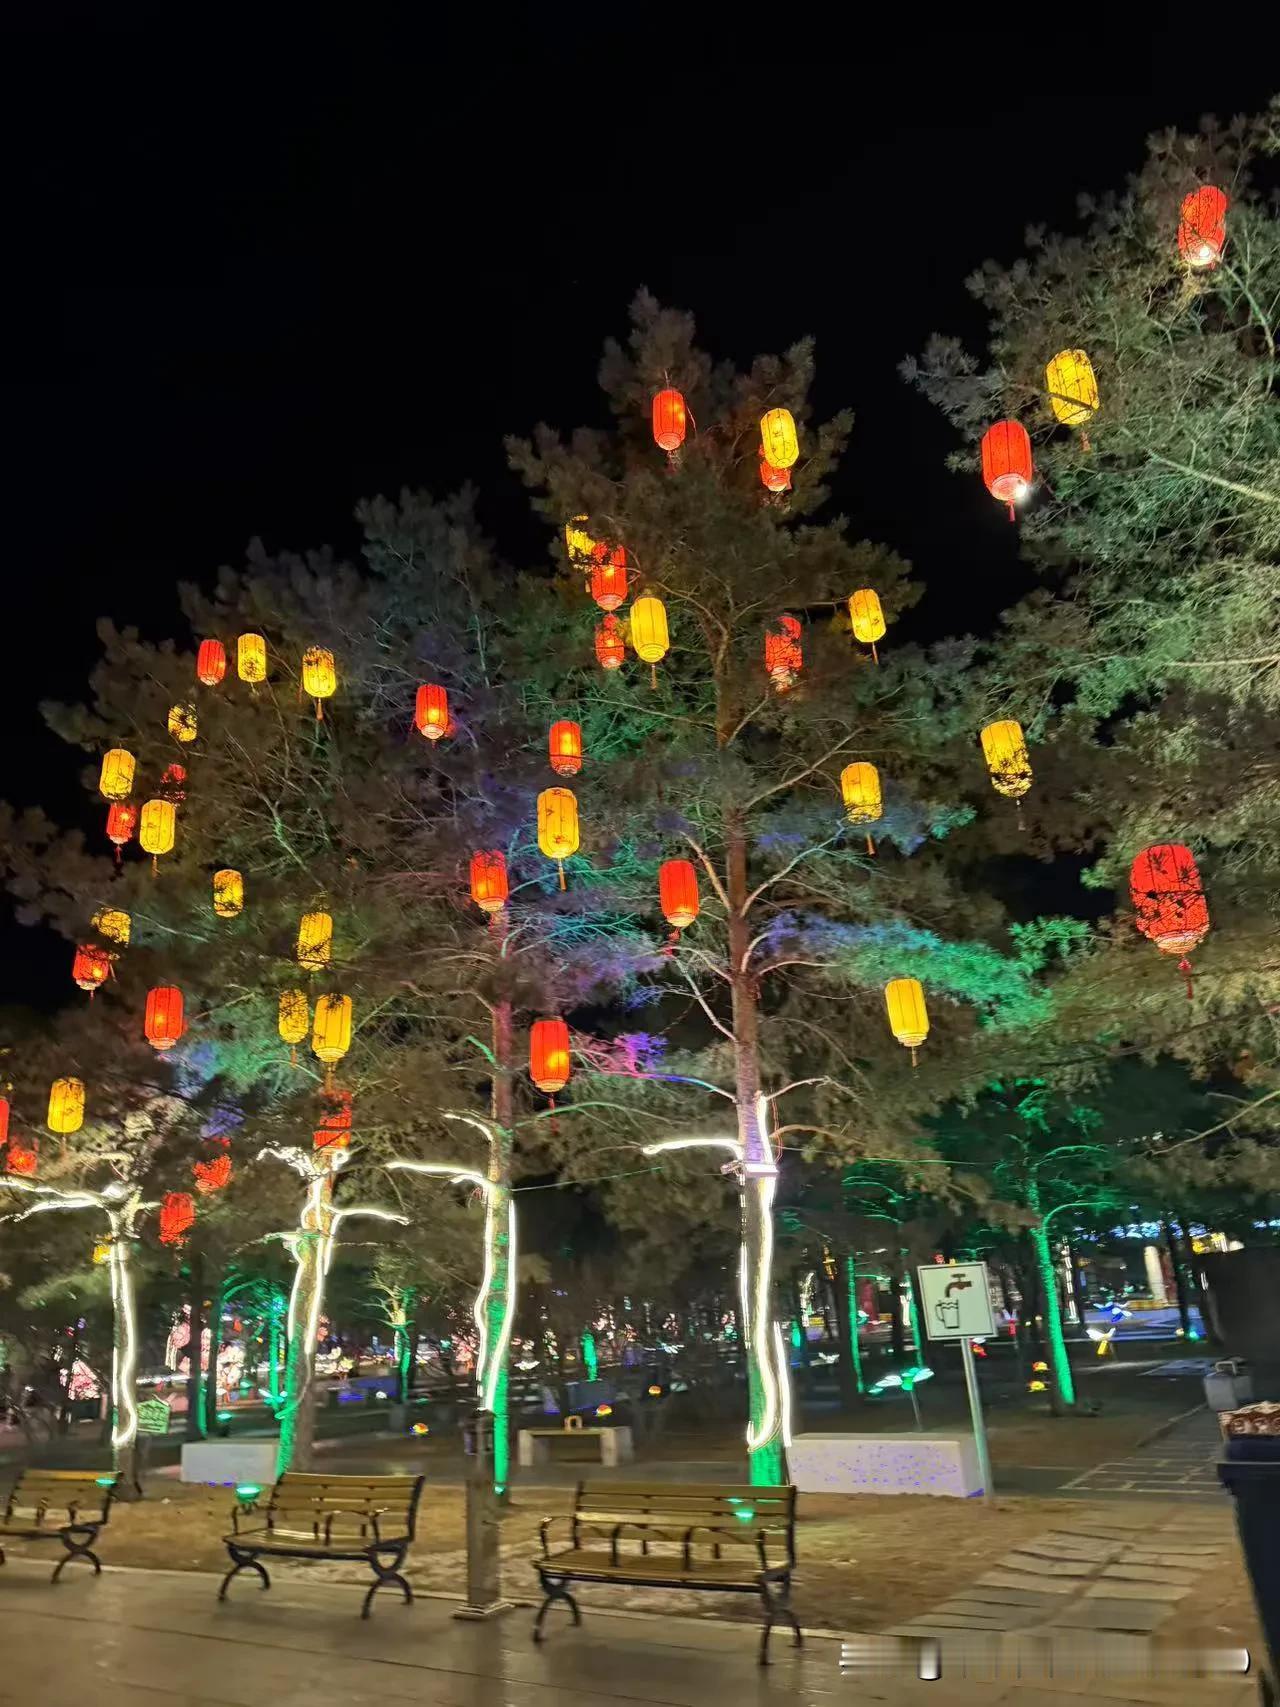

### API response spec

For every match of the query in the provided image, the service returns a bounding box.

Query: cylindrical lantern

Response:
[159,1191,195,1247]
[564,516,596,565]
[212,868,244,918]
[549,719,583,777]
[144,985,186,1052]
[981,421,1034,518]
[296,911,333,972]
[1129,843,1210,997]
[160,763,187,803]
[98,748,136,801]
[48,1077,85,1135]
[314,1087,354,1150]
[652,388,687,454]
[414,683,450,741]
[589,546,628,612]
[278,989,309,1064]
[193,1152,233,1194]
[0,1096,10,1147]
[139,798,177,866]
[168,703,198,744]
[595,615,626,671]
[312,994,353,1069]
[469,849,509,913]
[106,801,138,859]
[884,977,928,1065]
[1179,185,1229,270]
[630,595,670,686]
[760,407,799,469]
[72,943,111,995]
[196,639,227,687]
[1045,350,1099,430]
[658,858,699,930]
[92,907,131,945]
[764,614,802,692]
[530,1017,570,1094]
[537,786,580,889]
[840,760,883,856]
[980,719,1033,800]
[848,589,886,663]
[302,646,337,719]
[760,456,792,494]
[237,632,267,683]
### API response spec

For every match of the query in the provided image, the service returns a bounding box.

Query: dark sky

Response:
[2,34,1275,1002]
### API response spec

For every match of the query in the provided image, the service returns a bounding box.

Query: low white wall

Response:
[788,1431,984,1497]
[179,1440,278,1486]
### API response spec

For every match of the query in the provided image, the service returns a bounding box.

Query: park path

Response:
[1058,1407,1222,1499]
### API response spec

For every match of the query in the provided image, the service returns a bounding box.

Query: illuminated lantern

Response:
[470,849,509,914]
[168,703,198,744]
[652,388,687,454]
[6,1142,37,1177]
[302,646,337,719]
[564,516,596,565]
[764,614,802,691]
[212,868,244,918]
[193,1151,232,1193]
[760,407,799,470]
[760,457,791,494]
[312,994,353,1080]
[415,683,450,741]
[0,1097,8,1146]
[48,1077,85,1135]
[1045,350,1099,432]
[1129,843,1210,998]
[595,615,626,671]
[980,719,1032,801]
[160,763,187,803]
[196,639,227,687]
[139,798,177,868]
[296,911,333,972]
[237,632,267,683]
[106,802,138,863]
[658,858,699,931]
[589,546,628,612]
[144,985,186,1052]
[278,989,309,1064]
[159,1192,195,1247]
[98,748,136,801]
[840,761,883,856]
[630,595,670,687]
[849,589,886,663]
[981,421,1034,519]
[884,977,928,1065]
[93,908,131,945]
[314,1086,353,1150]
[1179,185,1229,270]
[530,1017,570,1095]
[537,787,579,889]
[72,943,111,995]
[549,719,583,777]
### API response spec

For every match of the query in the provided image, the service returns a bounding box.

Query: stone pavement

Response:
[1059,1407,1223,1499]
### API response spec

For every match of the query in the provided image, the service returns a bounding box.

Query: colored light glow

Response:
[647,1384,662,1397]
[411,1422,429,1436]
[234,1483,261,1503]
[596,1403,613,1418]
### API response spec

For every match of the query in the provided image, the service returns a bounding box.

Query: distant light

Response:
[1031,1361,1048,1373]
[374,1390,387,1400]
[216,1410,233,1422]
[1029,1379,1047,1392]
[647,1385,662,1397]
[411,1422,429,1436]
[596,1403,613,1418]
[234,1483,261,1504]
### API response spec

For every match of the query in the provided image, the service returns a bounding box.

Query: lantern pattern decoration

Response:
[589,545,628,612]
[72,943,111,996]
[159,762,187,804]
[312,994,353,1086]
[196,638,227,687]
[469,849,509,915]
[212,868,244,918]
[652,387,687,455]
[980,719,1033,808]
[564,516,596,566]
[760,407,799,470]
[6,1141,38,1177]
[595,614,626,671]
[302,646,337,719]
[1045,349,1099,444]
[848,589,886,663]
[237,632,267,684]
[314,1086,353,1150]
[764,614,803,692]
[415,683,450,741]
[1129,843,1210,999]
[980,420,1034,519]
[537,787,579,890]
[159,1191,196,1247]
[193,1149,233,1194]
[106,801,138,863]
[168,702,198,744]
[884,977,929,1066]
[93,907,131,945]
[840,761,883,856]
[144,985,186,1052]
[48,1076,85,1135]
[760,456,792,494]
[296,910,333,972]
[98,748,136,802]
[530,1017,571,1096]
[278,989,310,1065]
[139,798,177,871]
[1179,185,1229,270]
[630,594,670,687]
[658,858,699,932]
[549,719,583,777]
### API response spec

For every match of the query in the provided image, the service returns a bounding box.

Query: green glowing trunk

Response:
[276,1166,335,1476]
[844,1255,864,1396]
[393,1286,416,1403]
[486,1000,515,1495]
[1028,1216,1076,1413]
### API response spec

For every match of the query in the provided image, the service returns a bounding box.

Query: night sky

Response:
[3,35,1274,1005]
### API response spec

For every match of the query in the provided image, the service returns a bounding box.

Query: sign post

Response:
[917,1263,996,1506]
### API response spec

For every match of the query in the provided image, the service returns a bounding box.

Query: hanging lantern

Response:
[530,1017,571,1095]
[98,749,136,802]
[92,907,131,945]
[193,1151,233,1194]
[595,615,626,671]
[630,595,670,687]
[312,995,353,1077]
[760,456,791,494]
[537,787,579,889]
[658,858,699,930]
[212,868,244,918]
[144,985,186,1052]
[302,647,337,719]
[549,720,583,777]
[589,546,628,612]
[469,849,509,914]
[1179,185,1229,270]
[139,798,177,869]
[314,1086,353,1149]
[1045,350,1099,431]
[760,407,799,470]
[415,683,450,741]
[980,719,1033,801]
[196,639,227,687]
[92,1239,112,1264]
[72,943,111,995]
[764,614,803,692]
[160,763,187,804]
[848,589,886,663]
[296,911,333,972]
[1129,843,1210,999]
[884,977,928,1065]
[106,801,138,862]
[0,1097,8,1146]
[652,388,687,454]
[168,703,198,744]
[278,989,310,1064]
[565,516,597,566]
[840,761,883,856]
[6,1142,38,1177]
[159,1192,195,1247]
[48,1077,85,1135]
[237,633,267,683]
[981,421,1034,519]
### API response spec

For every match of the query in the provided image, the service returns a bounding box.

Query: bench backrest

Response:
[6,1469,118,1526]
[268,1472,424,1539]
[572,1481,796,1565]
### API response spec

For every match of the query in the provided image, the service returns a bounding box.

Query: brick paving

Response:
[1058,1406,1223,1498]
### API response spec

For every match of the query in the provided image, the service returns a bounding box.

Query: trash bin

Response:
[1217,1455,1279,1701]
[1205,1359,1254,1411]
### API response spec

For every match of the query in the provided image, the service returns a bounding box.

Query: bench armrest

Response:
[539,1514,573,1558]
[229,1502,261,1534]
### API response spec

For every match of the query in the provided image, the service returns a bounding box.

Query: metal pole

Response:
[907,1382,922,1432]
[960,1336,993,1505]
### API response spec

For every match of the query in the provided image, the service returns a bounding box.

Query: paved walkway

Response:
[1060,1407,1223,1498]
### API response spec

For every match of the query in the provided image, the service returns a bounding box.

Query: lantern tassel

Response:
[865,833,875,858]
[650,663,658,691]
[1179,956,1194,1001]
[1007,502,1016,523]
[113,847,122,870]
[1015,797,1025,831]
[151,855,158,877]
[558,861,566,892]
[315,700,324,722]
[871,642,879,666]
[1080,432,1091,454]
[290,1046,298,1068]
[911,1047,919,1070]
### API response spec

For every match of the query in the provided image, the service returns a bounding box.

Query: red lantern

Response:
[658,859,699,931]
[1178,185,1229,270]
[763,614,803,692]
[760,457,791,494]
[530,1018,570,1095]
[160,763,187,804]
[652,388,687,454]
[159,1191,195,1246]
[0,1097,8,1147]
[1129,843,1210,998]
[980,421,1034,519]
[193,1151,232,1194]
[314,1086,353,1149]
[72,943,111,995]
[144,985,186,1052]
[106,801,138,863]
[595,615,626,671]
[549,720,583,777]
[6,1142,37,1177]
[469,850,509,913]
[589,545,628,612]
[196,639,227,687]
[415,683,450,741]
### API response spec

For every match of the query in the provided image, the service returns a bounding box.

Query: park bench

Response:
[219,1471,425,1618]
[534,1480,800,1663]
[0,1468,118,1581]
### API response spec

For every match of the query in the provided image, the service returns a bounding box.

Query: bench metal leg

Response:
[362,1545,413,1619]
[218,1546,271,1602]
[532,1569,581,1643]
[758,1577,801,1666]
[52,1526,102,1583]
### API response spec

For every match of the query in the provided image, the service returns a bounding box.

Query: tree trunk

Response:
[832,1252,863,1406]
[1028,1212,1076,1414]
[275,1164,337,1476]
[1179,1218,1217,1344]
[1163,1219,1193,1339]
[482,997,516,1496]
[185,1246,206,1442]
[393,1286,416,1405]
[205,1272,225,1438]
[107,1226,142,1495]
[887,1254,906,1360]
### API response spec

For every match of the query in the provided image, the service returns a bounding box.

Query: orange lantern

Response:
[589,545,629,612]
[469,849,509,913]
[314,1086,353,1149]
[1129,843,1210,998]
[160,763,187,804]
[760,407,799,469]
[549,720,583,777]
[48,1077,85,1135]
[595,615,626,671]
[652,388,687,454]
[1179,185,1229,270]
[159,1191,195,1247]
[139,798,176,870]
[537,787,579,889]
[981,421,1034,519]
[72,943,111,996]
[760,456,791,494]
[193,1151,233,1194]
[196,639,227,687]
[530,1017,570,1095]
[658,858,699,931]
[6,1142,38,1177]
[849,589,886,662]
[144,985,186,1052]
[237,632,267,684]
[98,748,136,802]
[106,801,138,861]
[764,614,802,692]
[212,868,244,918]
[415,683,450,741]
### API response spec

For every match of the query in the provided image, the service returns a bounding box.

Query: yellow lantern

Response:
[168,703,198,744]
[760,407,799,470]
[302,647,337,719]
[848,589,886,663]
[48,1076,85,1135]
[564,516,596,565]
[296,911,333,972]
[139,799,176,868]
[980,719,1033,801]
[884,978,928,1065]
[92,1240,112,1265]
[212,869,244,918]
[629,595,670,687]
[312,994,353,1083]
[237,632,267,684]
[840,761,882,856]
[98,748,136,801]
[1045,349,1099,432]
[537,786,580,890]
[92,908,131,945]
[278,989,310,1065]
